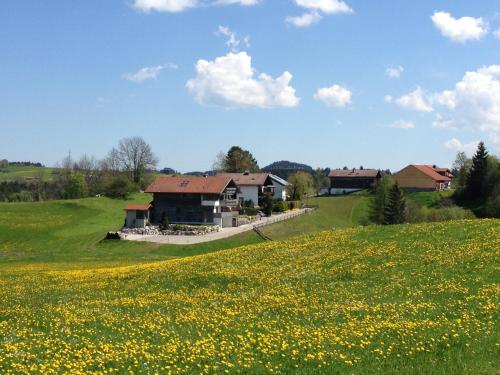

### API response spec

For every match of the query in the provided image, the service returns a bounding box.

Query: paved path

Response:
[123,209,311,245]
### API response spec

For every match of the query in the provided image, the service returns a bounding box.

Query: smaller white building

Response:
[269,174,289,201]
[124,204,151,228]
[217,172,288,207]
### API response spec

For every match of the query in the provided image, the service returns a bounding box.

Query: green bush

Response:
[160,214,169,230]
[288,200,301,210]
[104,175,135,199]
[244,207,259,216]
[484,196,500,217]
[420,206,475,222]
[272,200,288,213]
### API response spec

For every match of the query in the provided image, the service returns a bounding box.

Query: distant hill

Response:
[263,160,313,171]
[262,160,313,180]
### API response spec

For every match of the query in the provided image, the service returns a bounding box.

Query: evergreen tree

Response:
[465,142,488,200]
[369,174,391,224]
[262,192,273,217]
[220,146,260,173]
[383,183,406,225]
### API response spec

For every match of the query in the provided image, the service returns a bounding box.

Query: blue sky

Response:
[1,0,499,172]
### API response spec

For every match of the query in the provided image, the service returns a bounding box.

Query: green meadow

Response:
[0,194,498,373]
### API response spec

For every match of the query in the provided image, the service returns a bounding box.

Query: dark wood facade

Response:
[330,177,379,189]
[151,193,219,224]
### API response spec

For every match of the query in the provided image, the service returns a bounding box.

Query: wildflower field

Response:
[0,208,498,373]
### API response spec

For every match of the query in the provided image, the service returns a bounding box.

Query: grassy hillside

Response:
[0,194,261,269]
[0,165,56,181]
[0,220,498,373]
[261,195,363,240]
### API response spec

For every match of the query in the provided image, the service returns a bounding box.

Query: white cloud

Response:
[186,52,299,108]
[431,11,488,43]
[286,11,322,27]
[390,120,415,129]
[431,65,500,144]
[444,138,479,155]
[123,63,178,83]
[386,65,404,79]
[314,84,352,107]
[384,95,393,103]
[133,0,198,12]
[215,26,249,52]
[287,0,352,27]
[294,0,352,14]
[132,0,258,12]
[215,0,259,5]
[394,86,434,112]
[391,65,500,145]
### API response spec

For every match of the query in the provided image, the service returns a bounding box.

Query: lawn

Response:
[0,193,262,269]
[0,165,56,181]
[0,219,498,373]
[260,194,363,240]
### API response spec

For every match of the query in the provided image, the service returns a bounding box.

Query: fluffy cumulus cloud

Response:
[286,11,322,27]
[314,84,351,108]
[287,0,352,27]
[386,65,404,79]
[123,63,178,83]
[295,0,352,14]
[432,65,500,144]
[388,65,500,145]
[393,86,434,113]
[186,52,299,108]
[431,11,488,43]
[133,0,258,12]
[215,0,259,5]
[390,120,415,129]
[444,138,479,155]
[133,0,198,12]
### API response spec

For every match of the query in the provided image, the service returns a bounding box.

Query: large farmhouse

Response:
[217,172,288,206]
[123,176,240,229]
[394,165,453,191]
[328,169,381,195]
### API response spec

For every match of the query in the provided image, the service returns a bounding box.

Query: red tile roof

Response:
[217,173,271,186]
[411,165,451,182]
[124,203,151,211]
[329,169,380,178]
[145,176,233,194]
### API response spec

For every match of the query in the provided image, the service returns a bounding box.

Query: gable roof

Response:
[410,165,451,182]
[269,174,289,186]
[145,176,233,194]
[217,172,272,186]
[124,203,151,211]
[329,169,380,178]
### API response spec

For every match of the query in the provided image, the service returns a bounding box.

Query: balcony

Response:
[222,199,239,207]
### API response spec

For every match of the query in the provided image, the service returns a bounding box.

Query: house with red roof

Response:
[393,165,453,191]
[124,176,240,228]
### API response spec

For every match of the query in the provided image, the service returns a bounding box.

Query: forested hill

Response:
[263,160,313,171]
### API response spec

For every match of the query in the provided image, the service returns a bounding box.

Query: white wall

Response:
[238,186,259,206]
[272,184,287,200]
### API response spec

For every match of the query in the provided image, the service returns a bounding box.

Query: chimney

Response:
[243,170,250,175]
[203,173,208,178]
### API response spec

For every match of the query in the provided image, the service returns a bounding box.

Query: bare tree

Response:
[100,148,121,175]
[211,151,226,172]
[115,136,158,184]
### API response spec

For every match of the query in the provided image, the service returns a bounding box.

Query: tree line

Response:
[0,137,158,202]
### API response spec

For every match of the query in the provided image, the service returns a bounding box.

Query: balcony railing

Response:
[222,199,239,207]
